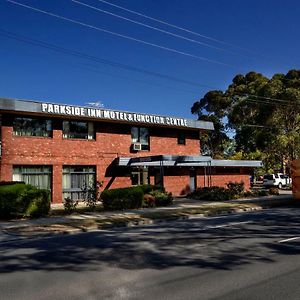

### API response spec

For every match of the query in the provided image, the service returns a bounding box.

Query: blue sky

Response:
[0,0,299,119]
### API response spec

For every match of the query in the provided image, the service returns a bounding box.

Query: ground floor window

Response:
[13,166,52,190]
[62,166,96,200]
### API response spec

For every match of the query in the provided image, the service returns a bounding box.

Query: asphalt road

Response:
[1,206,300,300]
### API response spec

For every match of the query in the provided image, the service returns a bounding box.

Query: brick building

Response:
[0,98,261,203]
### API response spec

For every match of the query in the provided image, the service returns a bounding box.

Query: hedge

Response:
[101,186,144,210]
[0,183,51,219]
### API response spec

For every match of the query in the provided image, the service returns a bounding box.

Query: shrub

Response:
[150,190,173,207]
[101,186,144,210]
[139,184,163,194]
[257,189,269,196]
[227,181,245,199]
[24,189,51,218]
[268,187,279,195]
[143,194,156,208]
[0,183,50,219]
[63,197,78,214]
[189,186,231,201]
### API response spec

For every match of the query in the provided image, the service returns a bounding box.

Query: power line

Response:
[71,0,251,58]
[4,0,236,68]
[0,28,218,90]
[96,0,262,56]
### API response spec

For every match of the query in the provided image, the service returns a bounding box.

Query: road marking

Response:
[278,236,300,243]
[207,221,252,229]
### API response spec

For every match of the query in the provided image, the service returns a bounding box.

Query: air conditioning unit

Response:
[133,143,142,151]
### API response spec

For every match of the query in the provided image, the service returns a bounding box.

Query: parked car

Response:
[263,173,291,189]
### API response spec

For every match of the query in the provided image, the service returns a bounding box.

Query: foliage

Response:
[63,197,78,214]
[189,186,231,201]
[23,189,51,218]
[189,181,245,201]
[143,194,156,208]
[257,190,269,196]
[149,190,173,207]
[82,180,103,211]
[139,184,164,194]
[191,69,300,172]
[101,186,144,210]
[268,187,279,195]
[227,181,245,199]
[0,183,50,219]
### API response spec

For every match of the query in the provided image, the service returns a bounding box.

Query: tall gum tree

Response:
[191,70,300,173]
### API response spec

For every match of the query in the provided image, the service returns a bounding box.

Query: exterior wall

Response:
[0,113,253,202]
[210,174,251,191]
[0,114,200,203]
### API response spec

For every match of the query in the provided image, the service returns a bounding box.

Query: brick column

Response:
[1,164,12,181]
[52,164,62,204]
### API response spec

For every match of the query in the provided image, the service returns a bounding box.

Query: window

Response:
[62,166,96,200]
[13,117,52,137]
[13,166,52,190]
[63,121,94,140]
[177,131,186,145]
[131,127,149,150]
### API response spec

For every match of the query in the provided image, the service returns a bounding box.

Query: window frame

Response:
[177,131,186,145]
[12,165,52,191]
[131,126,150,150]
[62,166,96,201]
[62,120,95,140]
[13,117,52,138]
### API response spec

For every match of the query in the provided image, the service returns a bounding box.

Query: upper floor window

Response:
[177,131,186,145]
[63,121,94,140]
[131,127,149,150]
[13,117,52,137]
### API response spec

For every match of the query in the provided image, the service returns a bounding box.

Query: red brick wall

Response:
[0,116,200,203]
[0,114,253,201]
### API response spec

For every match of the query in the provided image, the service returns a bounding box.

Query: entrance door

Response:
[189,168,197,192]
[131,168,149,186]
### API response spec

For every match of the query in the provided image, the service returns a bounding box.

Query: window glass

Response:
[13,117,52,137]
[131,127,149,150]
[63,121,94,140]
[62,166,96,200]
[13,166,52,190]
[131,127,139,143]
[178,131,186,145]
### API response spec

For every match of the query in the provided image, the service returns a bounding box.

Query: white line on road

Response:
[278,236,300,243]
[207,221,252,229]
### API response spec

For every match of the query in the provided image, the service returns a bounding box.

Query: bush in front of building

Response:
[189,182,246,201]
[101,186,144,210]
[268,187,279,195]
[149,190,173,207]
[0,183,50,219]
[189,186,231,201]
[227,181,245,199]
[139,184,164,194]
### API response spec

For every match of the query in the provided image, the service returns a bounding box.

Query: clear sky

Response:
[0,0,299,118]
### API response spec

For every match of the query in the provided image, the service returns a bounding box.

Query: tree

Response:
[191,70,300,173]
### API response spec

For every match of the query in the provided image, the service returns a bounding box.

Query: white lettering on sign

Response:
[41,103,189,128]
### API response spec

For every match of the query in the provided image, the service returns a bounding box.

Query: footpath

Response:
[0,193,295,240]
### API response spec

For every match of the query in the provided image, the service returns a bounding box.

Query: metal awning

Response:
[117,155,262,168]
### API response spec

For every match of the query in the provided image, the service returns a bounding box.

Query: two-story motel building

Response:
[0,98,262,203]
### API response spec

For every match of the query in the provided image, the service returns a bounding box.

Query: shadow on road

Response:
[1,207,300,274]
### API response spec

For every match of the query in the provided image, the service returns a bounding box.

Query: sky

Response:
[0,0,300,119]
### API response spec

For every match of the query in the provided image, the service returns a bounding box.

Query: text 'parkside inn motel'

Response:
[0,98,262,203]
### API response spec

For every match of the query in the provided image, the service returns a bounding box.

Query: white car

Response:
[263,173,291,189]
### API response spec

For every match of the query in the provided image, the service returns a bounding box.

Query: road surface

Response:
[1,206,300,299]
